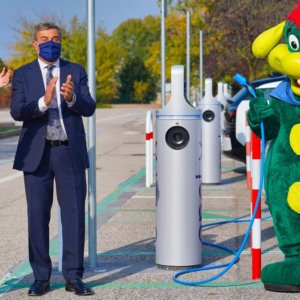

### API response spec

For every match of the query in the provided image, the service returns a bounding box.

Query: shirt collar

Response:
[38,58,60,70]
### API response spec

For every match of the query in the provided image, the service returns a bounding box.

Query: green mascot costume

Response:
[247,2,300,293]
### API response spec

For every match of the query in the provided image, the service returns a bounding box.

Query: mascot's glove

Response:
[247,90,275,124]
[247,89,279,140]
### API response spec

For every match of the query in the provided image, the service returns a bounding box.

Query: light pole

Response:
[161,0,167,107]
[199,30,203,103]
[186,11,191,102]
[87,0,97,269]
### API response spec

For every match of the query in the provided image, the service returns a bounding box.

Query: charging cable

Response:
[173,74,267,286]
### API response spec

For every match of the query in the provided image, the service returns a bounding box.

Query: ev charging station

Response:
[156,65,202,269]
[216,82,226,142]
[198,78,221,184]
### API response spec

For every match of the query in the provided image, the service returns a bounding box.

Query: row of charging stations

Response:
[155,65,221,268]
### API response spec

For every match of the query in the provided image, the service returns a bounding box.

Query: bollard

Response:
[146,111,154,187]
[251,131,261,280]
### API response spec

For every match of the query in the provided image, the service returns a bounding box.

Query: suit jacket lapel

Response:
[59,59,72,112]
[29,60,45,98]
[59,59,70,86]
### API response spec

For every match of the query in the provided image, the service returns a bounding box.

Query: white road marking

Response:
[0,172,22,185]
[96,113,143,124]
[203,195,237,199]
[132,195,155,199]
[132,195,237,199]
[0,159,14,166]
[124,131,139,135]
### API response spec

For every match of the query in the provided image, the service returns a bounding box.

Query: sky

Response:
[0,0,160,61]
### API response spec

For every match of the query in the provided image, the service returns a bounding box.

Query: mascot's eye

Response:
[289,34,300,51]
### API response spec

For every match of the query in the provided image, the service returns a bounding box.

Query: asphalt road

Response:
[0,106,298,299]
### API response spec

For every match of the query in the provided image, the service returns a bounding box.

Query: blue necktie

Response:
[46,65,67,141]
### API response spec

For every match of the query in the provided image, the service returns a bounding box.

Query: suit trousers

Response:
[23,142,86,281]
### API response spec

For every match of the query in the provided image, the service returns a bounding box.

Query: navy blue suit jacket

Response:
[10,59,96,173]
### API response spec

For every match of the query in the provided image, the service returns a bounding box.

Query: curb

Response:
[0,128,21,139]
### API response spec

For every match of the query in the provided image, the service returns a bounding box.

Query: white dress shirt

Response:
[37,58,75,139]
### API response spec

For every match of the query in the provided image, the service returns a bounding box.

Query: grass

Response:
[96,103,113,109]
[0,127,15,132]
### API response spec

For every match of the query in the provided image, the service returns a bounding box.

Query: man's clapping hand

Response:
[60,74,74,102]
[0,67,11,88]
[44,76,58,106]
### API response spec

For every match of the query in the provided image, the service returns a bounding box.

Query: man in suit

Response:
[10,22,96,296]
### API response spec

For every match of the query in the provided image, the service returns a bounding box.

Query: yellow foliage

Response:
[133,81,150,103]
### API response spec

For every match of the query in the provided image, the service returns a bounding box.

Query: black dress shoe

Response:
[28,280,50,296]
[65,278,94,296]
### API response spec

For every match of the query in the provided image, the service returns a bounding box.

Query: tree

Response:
[118,57,156,103]
[204,0,296,81]
[9,17,40,69]
[61,17,87,67]
[112,17,160,103]
[146,7,206,89]
[153,0,296,87]
[111,17,160,62]
[133,81,152,103]
[145,12,186,83]
[95,27,119,103]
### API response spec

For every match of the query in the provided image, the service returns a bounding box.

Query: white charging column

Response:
[215,82,226,143]
[199,78,221,184]
[223,83,232,100]
[156,65,202,269]
[216,82,227,109]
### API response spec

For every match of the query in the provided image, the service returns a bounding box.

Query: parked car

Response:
[222,74,287,162]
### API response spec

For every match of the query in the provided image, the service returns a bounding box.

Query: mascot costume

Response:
[248,2,300,293]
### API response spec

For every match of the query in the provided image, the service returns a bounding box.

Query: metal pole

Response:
[161,0,166,107]
[186,11,191,102]
[199,30,203,103]
[87,0,97,269]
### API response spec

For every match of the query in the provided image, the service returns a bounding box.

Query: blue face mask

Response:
[39,40,61,62]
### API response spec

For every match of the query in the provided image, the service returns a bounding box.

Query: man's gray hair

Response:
[33,22,62,40]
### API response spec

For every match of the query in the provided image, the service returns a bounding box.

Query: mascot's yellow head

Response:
[252,3,300,96]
